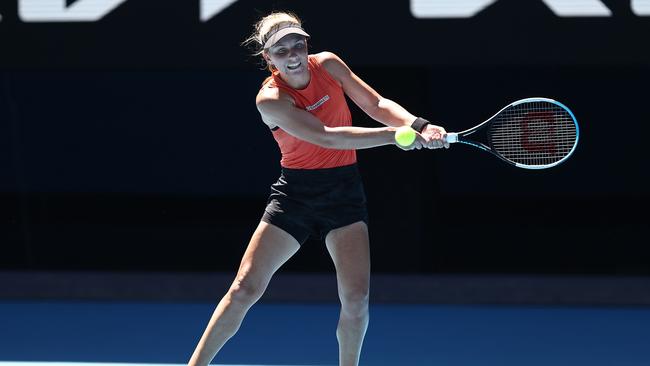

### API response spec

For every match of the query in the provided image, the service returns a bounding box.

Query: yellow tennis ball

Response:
[395,126,416,147]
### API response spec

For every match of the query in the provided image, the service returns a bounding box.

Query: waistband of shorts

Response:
[280,163,360,182]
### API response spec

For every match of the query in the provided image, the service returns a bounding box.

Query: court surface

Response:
[1,301,649,366]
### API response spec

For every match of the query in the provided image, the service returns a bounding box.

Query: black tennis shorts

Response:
[261,163,369,245]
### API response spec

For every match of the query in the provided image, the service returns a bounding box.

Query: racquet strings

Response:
[488,101,578,166]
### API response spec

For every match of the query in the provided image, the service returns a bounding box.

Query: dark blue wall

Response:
[1,0,648,274]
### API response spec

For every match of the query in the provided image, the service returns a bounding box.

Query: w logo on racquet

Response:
[520,111,557,156]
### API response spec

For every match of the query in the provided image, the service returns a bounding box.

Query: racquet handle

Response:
[444,133,459,144]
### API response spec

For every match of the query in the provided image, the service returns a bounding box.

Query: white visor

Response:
[263,26,310,49]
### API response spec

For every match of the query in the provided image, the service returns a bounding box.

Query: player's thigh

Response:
[325,221,370,297]
[235,221,301,289]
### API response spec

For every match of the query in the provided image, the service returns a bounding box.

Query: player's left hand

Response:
[421,124,450,149]
[396,132,426,151]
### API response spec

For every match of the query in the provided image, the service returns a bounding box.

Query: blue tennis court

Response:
[2,300,649,366]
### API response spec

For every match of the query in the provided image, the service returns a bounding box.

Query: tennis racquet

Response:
[444,97,579,169]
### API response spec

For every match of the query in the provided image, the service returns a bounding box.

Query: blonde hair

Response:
[242,11,305,71]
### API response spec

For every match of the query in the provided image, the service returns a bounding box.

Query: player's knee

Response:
[228,274,267,306]
[340,288,369,318]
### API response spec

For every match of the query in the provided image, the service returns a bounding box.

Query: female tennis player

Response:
[188,11,447,366]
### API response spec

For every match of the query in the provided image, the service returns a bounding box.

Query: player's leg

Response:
[188,221,301,366]
[325,221,371,366]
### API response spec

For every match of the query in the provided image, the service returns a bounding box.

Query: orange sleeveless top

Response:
[261,55,357,169]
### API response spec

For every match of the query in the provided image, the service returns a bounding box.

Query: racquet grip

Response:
[445,133,458,143]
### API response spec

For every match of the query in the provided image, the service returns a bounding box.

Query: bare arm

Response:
[319,52,448,148]
[318,52,417,127]
[256,93,424,150]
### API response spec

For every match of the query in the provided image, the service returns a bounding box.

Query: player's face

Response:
[265,34,309,77]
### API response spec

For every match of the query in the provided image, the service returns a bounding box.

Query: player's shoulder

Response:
[313,51,346,67]
[314,51,350,82]
[256,82,279,102]
[256,84,293,112]
[256,85,295,129]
